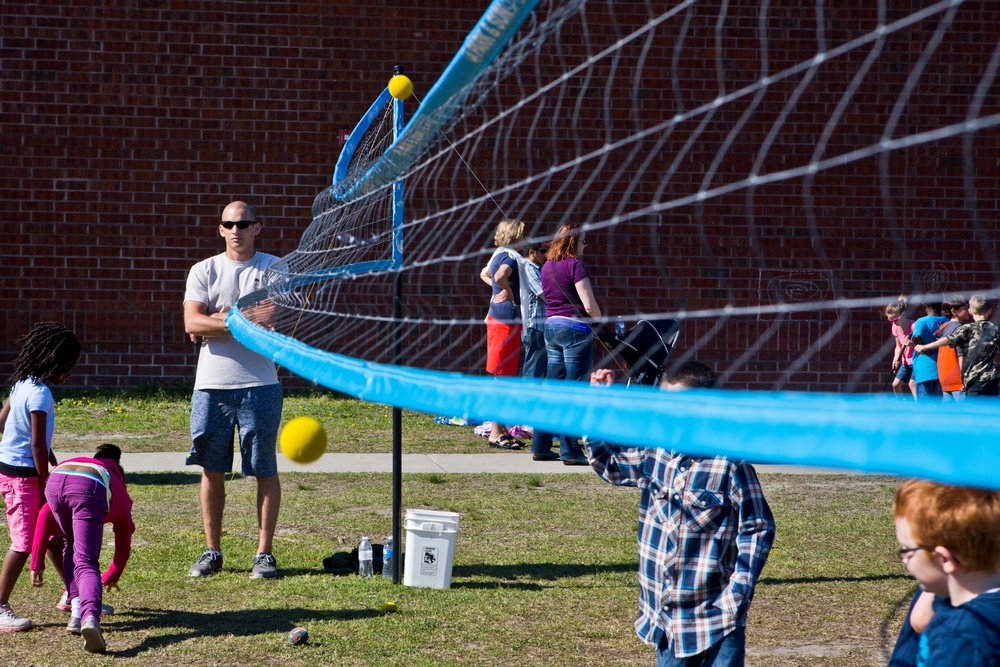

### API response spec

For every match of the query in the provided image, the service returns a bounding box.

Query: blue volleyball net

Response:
[230,0,1000,489]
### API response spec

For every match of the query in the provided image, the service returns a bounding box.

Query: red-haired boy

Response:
[894,479,1000,666]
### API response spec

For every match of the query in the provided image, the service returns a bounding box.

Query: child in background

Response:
[886,299,917,399]
[893,479,1000,666]
[915,295,999,397]
[30,444,134,653]
[934,294,971,402]
[0,322,81,632]
[908,297,949,400]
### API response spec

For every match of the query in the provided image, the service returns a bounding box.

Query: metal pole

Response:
[390,65,406,584]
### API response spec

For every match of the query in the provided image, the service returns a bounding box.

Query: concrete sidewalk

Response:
[60,451,847,476]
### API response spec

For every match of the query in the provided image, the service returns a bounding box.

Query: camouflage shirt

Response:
[947,320,1000,386]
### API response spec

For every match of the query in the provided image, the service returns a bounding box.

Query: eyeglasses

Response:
[898,545,928,562]
[221,220,256,230]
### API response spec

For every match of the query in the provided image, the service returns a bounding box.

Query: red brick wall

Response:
[0,0,482,388]
[2,1,998,391]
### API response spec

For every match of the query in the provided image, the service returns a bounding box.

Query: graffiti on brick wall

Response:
[757,269,837,320]
[919,262,954,295]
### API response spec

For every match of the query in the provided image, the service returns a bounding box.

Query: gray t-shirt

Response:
[184,251,280,390]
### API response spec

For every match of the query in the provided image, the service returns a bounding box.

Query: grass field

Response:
[0,390,914,666]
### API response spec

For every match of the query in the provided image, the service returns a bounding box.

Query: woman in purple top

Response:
[533,223,603,465]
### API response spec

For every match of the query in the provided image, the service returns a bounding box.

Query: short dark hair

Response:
[94,444,123,475]
[662,361,718,389]
[94,443,121,462]
[526,237,547,252]
[942,293,968,316]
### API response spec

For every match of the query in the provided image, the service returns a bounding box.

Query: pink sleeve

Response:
[30,503,60,572]
[101,475,135,585]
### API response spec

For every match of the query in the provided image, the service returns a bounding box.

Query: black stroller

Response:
[599,318,681,387]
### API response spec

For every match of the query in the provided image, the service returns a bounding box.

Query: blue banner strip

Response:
[229,308,1000,489]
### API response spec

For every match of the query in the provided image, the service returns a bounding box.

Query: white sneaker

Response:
[0,603,32,632]
[81,615,105,653]
[66,595,114,616]
[67,615,81,634]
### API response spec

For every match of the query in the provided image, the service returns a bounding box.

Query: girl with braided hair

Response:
[0,322,80,632]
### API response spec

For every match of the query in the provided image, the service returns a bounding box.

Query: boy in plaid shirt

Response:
[586,362,775,666]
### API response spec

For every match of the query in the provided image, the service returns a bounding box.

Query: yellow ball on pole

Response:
[279,416,328,464]
[388,74,414,101]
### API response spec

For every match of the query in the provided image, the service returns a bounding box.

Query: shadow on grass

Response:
[106,606,380,657]
[450,561,635,589]
[877,582,920,662]
[760,573,911,586]
[127,472,228,486]
[128,472,262,486]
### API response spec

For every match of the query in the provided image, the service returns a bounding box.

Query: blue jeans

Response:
[915,379,942,400]
[657,626,746,667]
[532,323,593,459]
[522,328,547,380]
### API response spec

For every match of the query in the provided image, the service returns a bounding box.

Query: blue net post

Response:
[390,65,406,585]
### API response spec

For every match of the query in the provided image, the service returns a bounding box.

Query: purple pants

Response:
[45,473,107,621]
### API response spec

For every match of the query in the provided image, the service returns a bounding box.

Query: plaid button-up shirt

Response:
[584,442,775,658]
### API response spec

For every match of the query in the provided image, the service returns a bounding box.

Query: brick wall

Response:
[0,0,482,388]
[2,0,998,392]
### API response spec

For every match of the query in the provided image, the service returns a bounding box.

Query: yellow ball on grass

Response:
[280,416,327,464]
[388,74,414,101]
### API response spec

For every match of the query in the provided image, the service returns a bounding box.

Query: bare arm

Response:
[492,263,515,304]
[184,300,230,343]
[914,337,950,355]
[479,265,493,286]
[574,278,602,321]
[30,411,48,491]
[0,398,9,434]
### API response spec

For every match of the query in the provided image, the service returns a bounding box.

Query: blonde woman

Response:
[480,219,525,449]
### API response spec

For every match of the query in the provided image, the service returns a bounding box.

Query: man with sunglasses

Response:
[182,201,283,581]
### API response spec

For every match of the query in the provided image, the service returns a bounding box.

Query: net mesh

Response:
[234,0,1000,486]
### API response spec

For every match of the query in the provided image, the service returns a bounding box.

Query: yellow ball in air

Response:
[279,416,327,463]
[388,74,414,101]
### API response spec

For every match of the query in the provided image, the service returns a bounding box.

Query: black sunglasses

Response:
[221,220,257,230]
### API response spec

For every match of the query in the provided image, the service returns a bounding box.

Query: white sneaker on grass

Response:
[64,594,114,618]
[81,615,105,653]
[0,603,32,632]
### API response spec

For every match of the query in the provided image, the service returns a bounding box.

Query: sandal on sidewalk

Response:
[489,434,523,450]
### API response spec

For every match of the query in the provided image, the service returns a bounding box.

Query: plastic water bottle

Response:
[358,536,374,578]
[615,316,626,339]
[382,536,394,579]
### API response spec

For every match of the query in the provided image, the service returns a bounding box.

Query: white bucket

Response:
[403,511,460,589]
[405,509,460,531]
